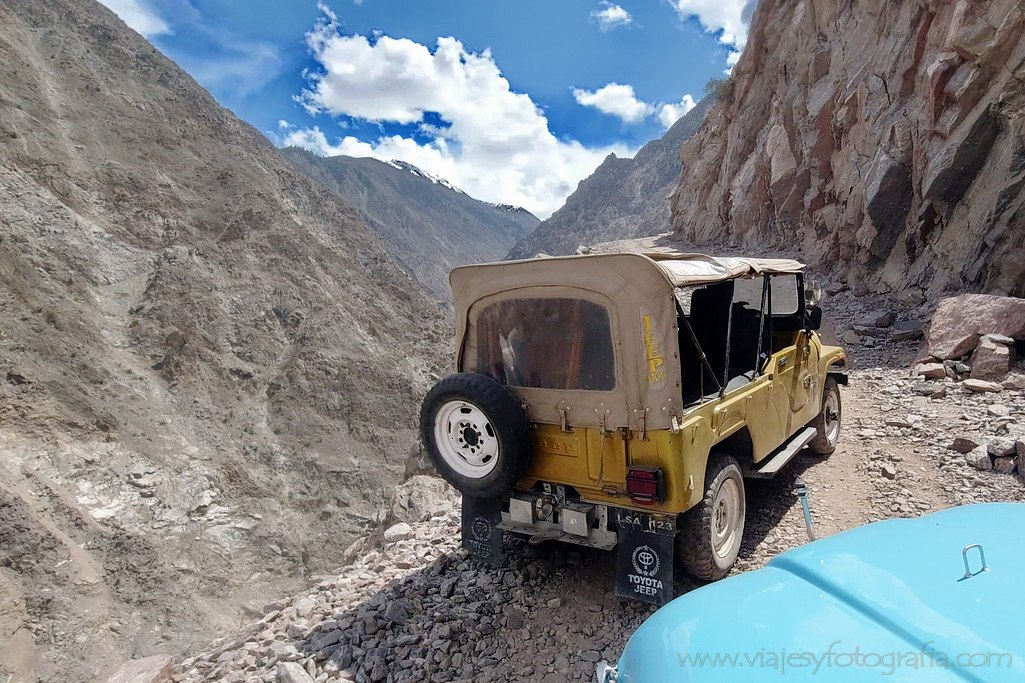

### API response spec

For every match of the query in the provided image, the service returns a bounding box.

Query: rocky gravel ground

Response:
[171,290,1025,683]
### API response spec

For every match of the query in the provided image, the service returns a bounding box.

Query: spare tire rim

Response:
[824,390,841,445]
[711,477,743,560]
[434,400,500,479]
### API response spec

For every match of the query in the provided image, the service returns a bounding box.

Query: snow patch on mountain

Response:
[385,160,466,195]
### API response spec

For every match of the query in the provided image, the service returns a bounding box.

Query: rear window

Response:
[475,298,615,391]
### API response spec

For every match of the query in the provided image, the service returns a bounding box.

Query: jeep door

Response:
[763,273,819,434]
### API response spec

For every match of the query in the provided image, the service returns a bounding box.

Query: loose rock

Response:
[914,363,946,380]
[383,523,414,543]
[891,320,925,342]
[993,457,1017,475]
[963,379,1003,393]
[950,436,981,454]
[970,338,1013,381]
[276,662,315,683]
[965,447,993,471]
[858,310,893,328]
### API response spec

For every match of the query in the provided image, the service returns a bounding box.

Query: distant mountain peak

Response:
[506,96,714,259]
[280,150,539,299]
[384,159,466,195]
[492,203,537,219]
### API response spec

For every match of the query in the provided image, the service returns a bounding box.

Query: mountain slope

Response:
[671,0,1025,296]
[0,1,447,680]
[506,96,714,259]
[281,149,537,300]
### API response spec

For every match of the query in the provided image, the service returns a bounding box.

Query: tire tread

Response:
[808,376,841,455]
[678,454,744,581]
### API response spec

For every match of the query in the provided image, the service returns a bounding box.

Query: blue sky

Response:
[98,0,754,217]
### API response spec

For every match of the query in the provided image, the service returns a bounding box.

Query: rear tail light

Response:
[625,466,664,505]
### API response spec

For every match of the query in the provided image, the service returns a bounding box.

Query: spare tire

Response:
[419,373,531,498]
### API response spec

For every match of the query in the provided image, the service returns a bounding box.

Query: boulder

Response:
[950,436,982,454]
[926,294,1025,360]
[963,378,1003,393]
[965,446,992,471]
[891,320,926,342]
[987,437,1017,458]
[388,475,456,524]
[970,337,1013,380]
[383,522,414,542]
[1002,374,1025,391]
[858,310,894,328]
[993,457,1017,475]
[276,662,315,683]
[914,362,946,380]
[106,656,173,683]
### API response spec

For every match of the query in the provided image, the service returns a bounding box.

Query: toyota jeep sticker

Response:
[616,527,674,606]
[468,516,493,558]
[629,545,664,596]
[460,496,504,567]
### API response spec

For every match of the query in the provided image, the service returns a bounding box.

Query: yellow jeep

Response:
[420,252,846,604]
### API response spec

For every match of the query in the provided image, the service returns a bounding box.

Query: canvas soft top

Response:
[643,252,804,286]
[451,252,805,301]
[449,252,805,431]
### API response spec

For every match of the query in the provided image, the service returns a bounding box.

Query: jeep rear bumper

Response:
[461,493,678,605]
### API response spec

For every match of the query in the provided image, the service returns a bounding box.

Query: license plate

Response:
[613,509,677,536]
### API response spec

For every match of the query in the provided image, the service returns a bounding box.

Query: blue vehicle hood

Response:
[616,503,1025,682]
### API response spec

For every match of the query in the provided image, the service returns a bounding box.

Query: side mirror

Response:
[805,281,823,306]
[805,305,823,331]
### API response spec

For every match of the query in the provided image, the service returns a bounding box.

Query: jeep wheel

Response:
[678,454,746,581]
[808,376,841,455]
[420,373,531,498]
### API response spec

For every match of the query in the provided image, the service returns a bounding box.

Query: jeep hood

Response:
[615,503,1025,682]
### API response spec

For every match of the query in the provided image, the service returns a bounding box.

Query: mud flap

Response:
[461,495,506,566]
[615,512,676,606]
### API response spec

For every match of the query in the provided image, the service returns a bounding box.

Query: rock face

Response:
[0,0,447,680]
[671,0,1025,297]
[506,96,714,259]
[281,149,537,301]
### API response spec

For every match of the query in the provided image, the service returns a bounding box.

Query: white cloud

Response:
[670,0,755,60]
[292,10,634,218]
[657,94,697,128]
[97,0,169,37]
[592,2,633,31]
[571,83,696,129]
[572,83,653,124]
